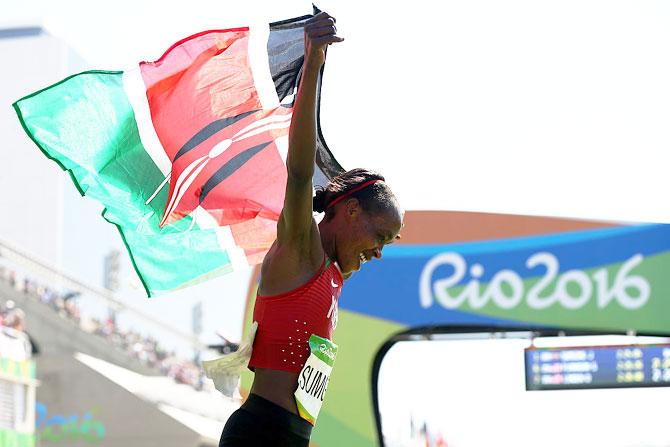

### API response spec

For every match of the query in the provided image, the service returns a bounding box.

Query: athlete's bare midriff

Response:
[250,368,300,415]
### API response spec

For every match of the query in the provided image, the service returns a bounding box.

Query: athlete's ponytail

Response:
[313,188,329,213]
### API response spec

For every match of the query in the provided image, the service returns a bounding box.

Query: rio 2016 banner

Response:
[343,224,670,334]
[241,214,670,447]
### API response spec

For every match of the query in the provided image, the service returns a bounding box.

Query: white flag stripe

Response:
[160,156,209,227]
[248,23,280,110]
[161,155,207,218]
[192,207,249,270]
[232,112,292,140]
[122,69,171,175]
[233,121,292,143]
[145,173,171,205]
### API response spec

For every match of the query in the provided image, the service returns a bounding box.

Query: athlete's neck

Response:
[318,218,338,263]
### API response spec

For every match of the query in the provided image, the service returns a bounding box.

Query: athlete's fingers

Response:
[306,11,336,25]
[307,25,338,38]
[305,17,335,34]
[311,35,345,48]
[305,19,335,35]
[305,17,344,49]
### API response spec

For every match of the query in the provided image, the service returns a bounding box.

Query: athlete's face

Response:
[335,199,403,277]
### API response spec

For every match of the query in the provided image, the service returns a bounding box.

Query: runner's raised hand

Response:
[304,12,344,71]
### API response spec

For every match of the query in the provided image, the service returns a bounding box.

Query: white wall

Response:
[0,28,69,266]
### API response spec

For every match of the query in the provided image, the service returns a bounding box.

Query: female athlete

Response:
[218,12,403,447]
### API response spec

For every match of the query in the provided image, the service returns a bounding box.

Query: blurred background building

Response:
[0,26,72,268]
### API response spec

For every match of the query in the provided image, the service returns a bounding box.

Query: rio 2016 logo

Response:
[319,344,336,361]
[419,252,650,311]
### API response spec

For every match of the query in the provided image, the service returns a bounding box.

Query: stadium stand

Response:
[0,242,237,447]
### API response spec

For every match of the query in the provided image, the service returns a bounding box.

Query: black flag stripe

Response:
[173,110,257,162]
[199,141,273,203]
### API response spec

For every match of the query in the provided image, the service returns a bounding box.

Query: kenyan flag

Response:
[13,13,342,296]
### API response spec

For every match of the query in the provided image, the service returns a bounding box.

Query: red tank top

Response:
[248,256,344,373]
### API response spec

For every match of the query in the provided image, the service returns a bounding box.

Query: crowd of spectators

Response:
[0,265,205,390]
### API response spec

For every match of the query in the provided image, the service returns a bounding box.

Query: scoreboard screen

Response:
[525,343,670,391]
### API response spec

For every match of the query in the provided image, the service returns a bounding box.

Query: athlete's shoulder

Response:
[259,222,325,295]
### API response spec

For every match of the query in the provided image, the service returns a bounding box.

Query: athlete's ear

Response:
[344,198,361,218]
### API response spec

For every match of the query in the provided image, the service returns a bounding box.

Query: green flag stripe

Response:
[13,70,231,296]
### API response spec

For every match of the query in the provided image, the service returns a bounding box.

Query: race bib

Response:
[294,334,338,425]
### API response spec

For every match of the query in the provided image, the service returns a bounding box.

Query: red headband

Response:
[325,179,380,210]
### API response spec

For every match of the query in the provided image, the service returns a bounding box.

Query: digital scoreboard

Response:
[525,343,670,391]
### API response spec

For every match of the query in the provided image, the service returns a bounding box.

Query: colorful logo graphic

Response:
[420,251,650,311]
[36,403,106,443]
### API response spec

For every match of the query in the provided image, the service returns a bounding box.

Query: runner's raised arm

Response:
[216,12,402,446]
[278,12,343,244]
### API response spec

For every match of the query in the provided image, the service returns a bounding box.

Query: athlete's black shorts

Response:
[219,394,312,447]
